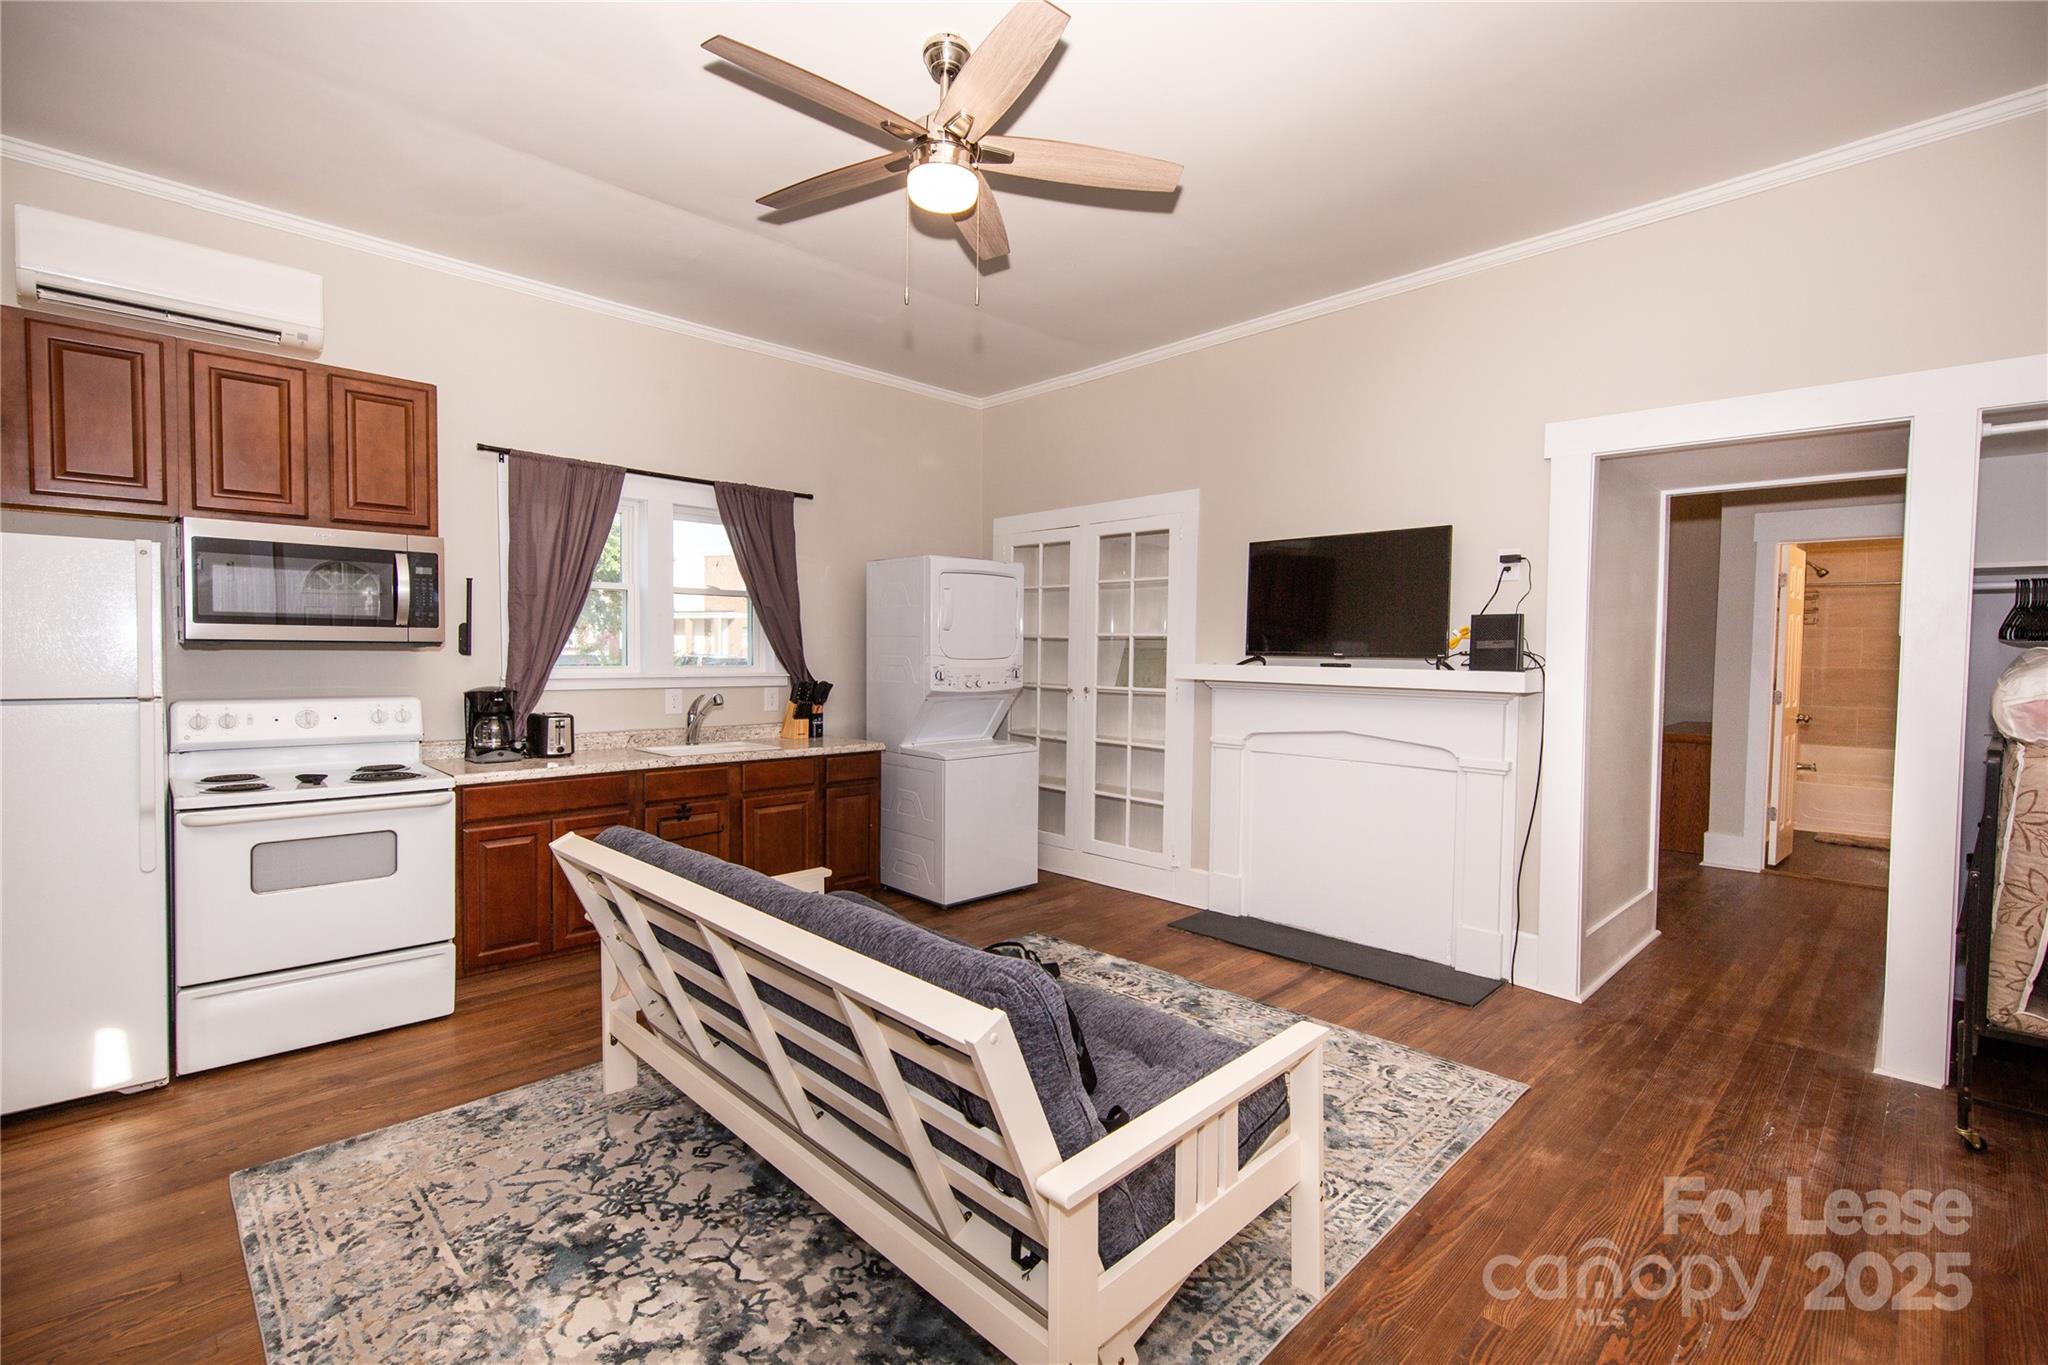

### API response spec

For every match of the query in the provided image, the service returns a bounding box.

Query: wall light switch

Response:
[663,688,684,715]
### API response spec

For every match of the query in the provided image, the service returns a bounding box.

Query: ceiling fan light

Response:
[907,143,979,215]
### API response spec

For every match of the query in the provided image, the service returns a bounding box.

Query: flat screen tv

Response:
[1245,525,1453,660]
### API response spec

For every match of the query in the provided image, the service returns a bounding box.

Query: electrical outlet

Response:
[1498,550,1528,584]
[663,688,683,715]
[762,686,778,710]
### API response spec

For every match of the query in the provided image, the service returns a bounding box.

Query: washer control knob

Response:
[217,711,239,730]
[187,712,209,731]
[295,708,320,730]
[370,705,388,725]
[394,704,412,724]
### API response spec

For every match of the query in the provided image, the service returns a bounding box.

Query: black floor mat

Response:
[1168,910,1504,1006]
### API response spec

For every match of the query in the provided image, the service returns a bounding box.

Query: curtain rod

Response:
[477,444,813,500]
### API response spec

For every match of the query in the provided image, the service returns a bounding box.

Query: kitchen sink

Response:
[639,741,779,757]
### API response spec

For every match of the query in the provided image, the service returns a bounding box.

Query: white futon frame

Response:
[552,834,1329,1365]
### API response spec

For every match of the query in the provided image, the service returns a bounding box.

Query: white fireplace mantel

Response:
[1185,663,1542,983]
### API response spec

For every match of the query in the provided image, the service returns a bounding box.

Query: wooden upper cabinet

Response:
[1,306,436,531]
[326,372,435,532]
[183,347,311,520]
[1,309,174,516]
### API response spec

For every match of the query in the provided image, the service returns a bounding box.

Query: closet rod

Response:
[477,444,813,500]
[1808,578,1901,588]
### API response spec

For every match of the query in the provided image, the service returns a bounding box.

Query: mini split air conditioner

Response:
[14,206,324,353]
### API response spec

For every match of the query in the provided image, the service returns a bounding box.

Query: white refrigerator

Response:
[1,532,170,1113]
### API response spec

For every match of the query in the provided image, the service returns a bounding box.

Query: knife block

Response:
[780,702,814,742]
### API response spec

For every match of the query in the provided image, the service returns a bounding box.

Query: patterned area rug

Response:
[232,936,1525,1363]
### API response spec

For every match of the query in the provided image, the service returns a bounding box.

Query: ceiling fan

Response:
[703,0,1182,262]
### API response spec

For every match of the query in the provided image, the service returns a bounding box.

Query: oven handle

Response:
[177,791,454,827]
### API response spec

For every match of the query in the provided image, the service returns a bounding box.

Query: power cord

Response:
[1476,564,1508,616]
[1507,648,1545,988]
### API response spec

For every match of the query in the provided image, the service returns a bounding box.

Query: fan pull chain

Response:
[975,205,983,308]
[903,192,912,307]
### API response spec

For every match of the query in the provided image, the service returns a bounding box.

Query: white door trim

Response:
[995,490,1202,905]
[1542,354,2047,1087]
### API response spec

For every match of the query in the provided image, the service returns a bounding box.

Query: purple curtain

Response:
[713,481,812,687]
[505,451,625,729]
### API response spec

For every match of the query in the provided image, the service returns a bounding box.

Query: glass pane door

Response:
[1002,536,1073,842]
[1089,525,1172,857]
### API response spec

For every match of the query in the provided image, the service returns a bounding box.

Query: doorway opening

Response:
[1542,355,2046,1086]
[1760,535,1902,891]
[1654,472,1907,896]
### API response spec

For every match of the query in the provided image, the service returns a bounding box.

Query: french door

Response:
[995,493,1197,900]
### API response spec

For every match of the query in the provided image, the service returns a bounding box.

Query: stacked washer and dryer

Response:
[866,556,1038,905]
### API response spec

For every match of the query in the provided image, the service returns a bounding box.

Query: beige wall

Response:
[981,116,2044,912]
[0,157,984,742]
[978,117,2048,667]
[1661,496,1722,726]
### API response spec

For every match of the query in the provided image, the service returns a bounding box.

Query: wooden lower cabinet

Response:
[459,819,554,970]
[551,806,633,950]
[1660,722,1713,856]
[644,800,733,858]
[822,779,880,892]
[455,751,881,972]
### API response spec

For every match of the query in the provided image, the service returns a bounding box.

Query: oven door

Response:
[181,518,430,644]
[173,791,455,986]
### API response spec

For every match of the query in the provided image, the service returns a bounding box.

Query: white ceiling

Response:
[3,3,2043,399]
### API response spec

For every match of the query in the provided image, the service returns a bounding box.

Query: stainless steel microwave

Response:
[178,518,445,646]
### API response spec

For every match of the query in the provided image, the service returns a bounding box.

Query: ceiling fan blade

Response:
[936,1,1069,138]
[952,174,1010,261]
[978,136,1181,193]
[704,36,924,140]
[758,154,909,211]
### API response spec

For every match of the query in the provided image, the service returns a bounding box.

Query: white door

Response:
[1766,544,1808,866]
[1082,517,1177,865]
[1,698,169,1113]
[993,530,1078,849]
[996,492,1198,898]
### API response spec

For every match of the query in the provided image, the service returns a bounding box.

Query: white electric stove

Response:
[168,696,455,1074]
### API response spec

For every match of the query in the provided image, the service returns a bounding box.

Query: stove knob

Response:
[370,705,388,724]
[187,712,209,731]
[295,708,320,730]
[217,711,239,730]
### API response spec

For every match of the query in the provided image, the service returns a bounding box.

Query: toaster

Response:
[526,712,575,757]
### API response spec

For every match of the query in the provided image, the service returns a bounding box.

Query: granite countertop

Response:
[424,723,884,787]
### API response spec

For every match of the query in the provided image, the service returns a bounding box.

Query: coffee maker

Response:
[463,687,522,763]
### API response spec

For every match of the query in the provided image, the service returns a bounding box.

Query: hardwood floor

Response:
[1762,830,1891,890]
[4,855,2042,1362]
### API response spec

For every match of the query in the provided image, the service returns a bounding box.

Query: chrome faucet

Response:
[684,692,724,745]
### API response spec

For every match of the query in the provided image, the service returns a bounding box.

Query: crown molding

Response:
[977,84,2048,409]
[0,135,984,410]
[6,81,2042,414]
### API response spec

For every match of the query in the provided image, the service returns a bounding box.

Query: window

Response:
[500,472,783,689]
[557,504,633,670]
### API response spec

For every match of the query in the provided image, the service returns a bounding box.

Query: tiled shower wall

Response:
[1797,537,1903,747]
